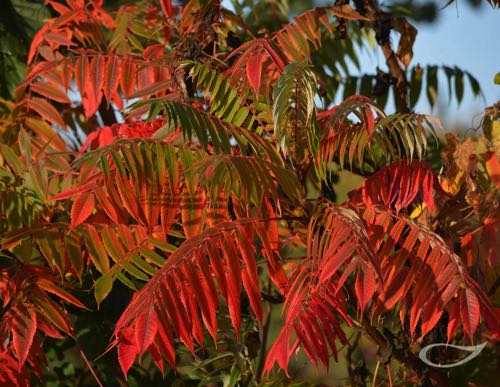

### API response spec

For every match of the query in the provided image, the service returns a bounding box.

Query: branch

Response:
[359,318,450,387]
[346,332,368,387]
[357,0,412,113]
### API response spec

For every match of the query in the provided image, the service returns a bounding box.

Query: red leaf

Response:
[246,50,264,96]
[183,261,217,340]
[159,0,174,17]
[354,265,376,314]
[349,160,444,214]
[12,307,37,368]
[61,58,73,91]
[71,191,95,228]
[28,24,50,64]
[137,64,155,92]
[180,188,205,238]
[90,55,105,104]
[81,54,105,117]
[103,56,122,104]
[153,304,176,368]
[120,59,136,98]
[35,278,88,309]
[134,305,158,355]
[51,180,99,200]
[221,236,242,335]
[118,327,138,377]
[447,300,460,341]
[460,288,480,340]
[148,343,164,373]
[420,293,444,338]
[364,106,375,134]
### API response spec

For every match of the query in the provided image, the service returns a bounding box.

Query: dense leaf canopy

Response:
[0,1,498,386]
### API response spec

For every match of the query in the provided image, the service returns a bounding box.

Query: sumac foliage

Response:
[0,0,498,386]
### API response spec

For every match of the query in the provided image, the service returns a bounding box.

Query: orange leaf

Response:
[485,151,500,189]
[90,54,105,104]
[120,59,136,98]
[27,97,65,127]
[103,55,122,104]
[31,81,71,104]
[71,191,95,228]
[75,55,89,98]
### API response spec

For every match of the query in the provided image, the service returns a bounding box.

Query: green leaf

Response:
[0,144,23,175]
[466,72,481,96]
[94,274,113,307]
[409,66,423,108]
[272,62,318,160]
[454,67,464,105]
[426,65,438,108]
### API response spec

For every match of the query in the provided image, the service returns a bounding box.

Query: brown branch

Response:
[358,1,412,113]
[360,318,450,387]
[346,332,368,387]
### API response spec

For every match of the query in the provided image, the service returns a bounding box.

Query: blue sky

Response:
[397,3,499,126]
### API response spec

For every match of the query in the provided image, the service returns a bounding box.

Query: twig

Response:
[372,360,380,387]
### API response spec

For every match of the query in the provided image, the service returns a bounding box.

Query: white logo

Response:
[418,342,487,368]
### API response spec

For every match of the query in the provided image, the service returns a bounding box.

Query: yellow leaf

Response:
[410,202,426,219]
[485,152,500,189]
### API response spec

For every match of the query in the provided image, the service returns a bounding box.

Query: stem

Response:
[360,318,449,387]
[75,339,104,387]
[372,360,380,387]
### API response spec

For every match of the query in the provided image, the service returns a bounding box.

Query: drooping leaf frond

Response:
[316,95,440,178]
[272,62,319,160]
[194,154,302,206]
[22,53,173,122]
[184,62,257,130]
[127,99,281,161]
[1,225,85,280]
[0,265,86,374]
[264,200,378,373]
[57,140,181,234]
[83,224,176,305]
[3,0,498,383]
[273,5,369,62]
[0,352,30,386]
[321,64,483,110]
[225,38,288,97]
[359,206,500,340]
[113,219,288,376]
